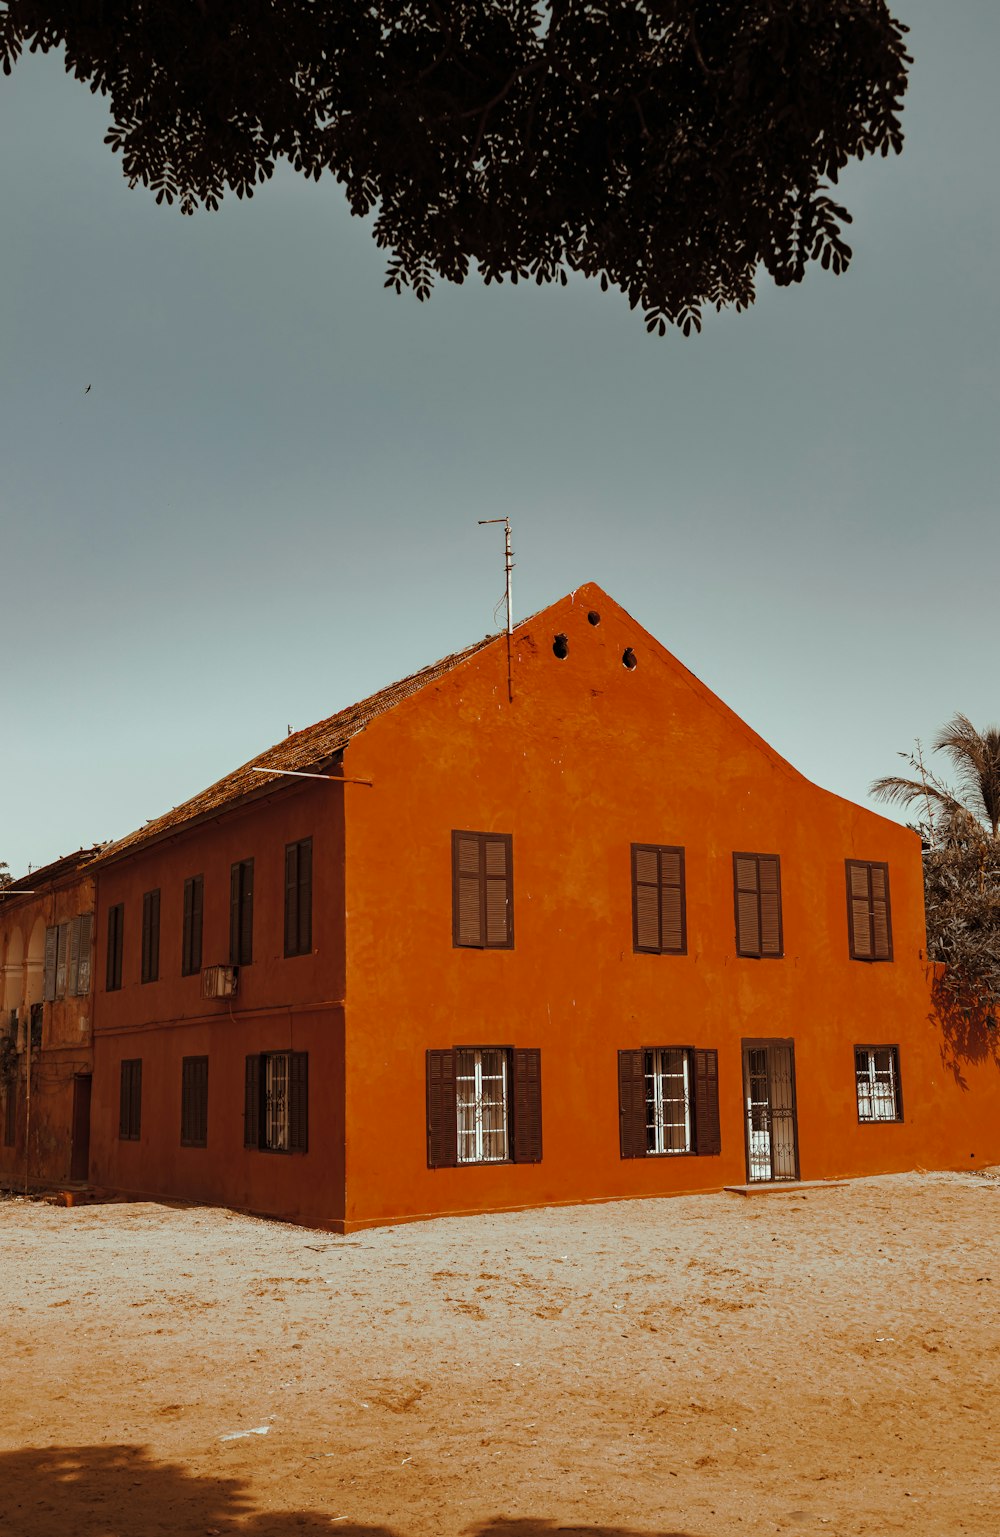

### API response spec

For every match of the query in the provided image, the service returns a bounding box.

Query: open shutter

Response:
[289,1052,309,1152]
[758,857,782,956]
[692,1049,721,1155]
[734,856,761,956]
[618,1049,647,1158]
[484,836,512,947]
[230,864,241,965]
[244,1055,261,1149]
[43,926,58,1002]
[512,1048,542,1162]
[454,835,484,947]
[426,1049,458,1167]
[75,914,93,996]
[633,847,661,951]
[871,864,892,960]
[284,843,299,957]
[660,848,685,953]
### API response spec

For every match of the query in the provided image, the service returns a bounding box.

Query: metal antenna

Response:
[478,518,514,702]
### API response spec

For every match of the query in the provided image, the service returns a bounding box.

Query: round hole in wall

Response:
[622,647,637,670]
[552,633,570,659]
[587,610,601,626]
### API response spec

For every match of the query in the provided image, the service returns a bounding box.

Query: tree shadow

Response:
[0,1444,700,1537]
[930,972,1000,1088]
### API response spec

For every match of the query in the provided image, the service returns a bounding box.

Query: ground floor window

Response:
[243,1051,308,1153]
[2,1079,16,1146]
[645,1047,692,1153]
[180,1056,209,1147]
[618,1047,721,1158]
[426,1047,542,1167]
[119,1059,142,1141]
[855,1046,902,1122]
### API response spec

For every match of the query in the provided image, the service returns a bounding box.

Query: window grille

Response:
[644,1048,691,1153]
[456,1047,509,1163]
[265,1053,289,1151]
[855,1046,902,1122]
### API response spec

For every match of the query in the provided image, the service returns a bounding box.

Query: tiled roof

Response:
[2,846,104,893]
[98,629,500,863]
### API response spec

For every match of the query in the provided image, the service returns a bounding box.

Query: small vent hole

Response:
[587,610,601,626]
[622,647,637,670]
[553,633,570,659]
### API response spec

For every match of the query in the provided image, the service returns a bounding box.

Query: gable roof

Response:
[1,845,104,896]
[98,629,500,864]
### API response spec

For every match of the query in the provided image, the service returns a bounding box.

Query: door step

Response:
[725,1178,849,1196]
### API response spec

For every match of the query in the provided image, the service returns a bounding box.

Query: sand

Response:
[2,1170,998,1537]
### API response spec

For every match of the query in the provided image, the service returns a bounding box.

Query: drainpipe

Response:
[23,1006,31,1197]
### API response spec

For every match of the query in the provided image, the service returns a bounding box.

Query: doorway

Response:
[70,1074,91,1183]
[742,1041,799,1183]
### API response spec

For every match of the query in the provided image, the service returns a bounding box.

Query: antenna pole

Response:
[479,518,514,702]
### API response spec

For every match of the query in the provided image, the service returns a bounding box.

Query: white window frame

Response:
[645,1047,692,1154]
[455,1047,509,1164]
[855,1046,902,1123]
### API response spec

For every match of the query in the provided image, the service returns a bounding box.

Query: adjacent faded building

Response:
[75,584,999,1230]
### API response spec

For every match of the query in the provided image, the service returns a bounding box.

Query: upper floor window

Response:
[106,903,124,992]
[631,844,686,954]
[284,838,313,958]
[855,1046,902,1122]
[846,861,892,961]
[230,859,254,967]
[141,889,160,984]
[182,875,204,977]
[733,853,783,958]
[452,832,513,949]
[43,914,94,1000]
[618,1047,721,1157]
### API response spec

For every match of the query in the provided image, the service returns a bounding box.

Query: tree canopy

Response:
[1,1,910,333]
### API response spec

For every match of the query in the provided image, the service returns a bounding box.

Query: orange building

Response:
[83,584,999,1230]
[0,850,101,1189]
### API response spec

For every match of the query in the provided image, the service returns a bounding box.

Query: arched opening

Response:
[2,924,24,1014]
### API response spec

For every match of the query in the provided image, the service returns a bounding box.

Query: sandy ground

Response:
[2,1173,999,1537]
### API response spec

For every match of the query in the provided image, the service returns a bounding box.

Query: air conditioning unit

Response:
[202,965,238,1000]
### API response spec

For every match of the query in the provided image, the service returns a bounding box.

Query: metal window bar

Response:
[856,1048,898,1121]
[265,1054,289,1150]
[644,1048,691,1154]
[455,1048,509,1163]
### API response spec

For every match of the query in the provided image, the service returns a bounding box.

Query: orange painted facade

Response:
[18,583,997,1227]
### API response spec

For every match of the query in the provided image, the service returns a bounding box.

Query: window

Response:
[632,845,686,954]
[618,1048,721,1157]
[452,832,513,949]
[141,889,160,984]
[119,1058,142,1140]
[284,838,313,957]
[846,861,892,961]
[43,914,94,1001]
[230,859,254,967]
[181,1056,209,1147]
[855,1046,903,1122]
[182,876,204,977]
[426,1047,541,1166]
[243,1051,308,1152]
[733,853,783,958]
[106,903,124,992]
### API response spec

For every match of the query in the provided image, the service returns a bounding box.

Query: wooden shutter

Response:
[183,877,204,975]
[67,917,82,996]
[734,855,761,956]
[870,864,892,960]
[618,1049,647,1158]
[289,1052,309,1152]
[106,904,123,991]
[512,1048,542,1163]
[298,839,312,953]
[230,863,242,965]
[131,1060,142,1139]
[847,861,872,958]
[240,860,253,965]
[141,890,160,983]
[43,926,58,1002]
[244,1054,261,1149]
[426,1049,458,1167]
[181,1057,208,1146]
[73,913,93,996]
[55,921,71,998]
[3,1082,15,1147]
[632,847,661,951]
[758,857,782,956]
[454,834,484,947]
[284,843,299,957]
[692,1048,721,1155]
[119,1062,130,1138]
[659,848,686,953]
[484,836,512,947]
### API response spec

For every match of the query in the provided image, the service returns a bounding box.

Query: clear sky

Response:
[1,2,997,879]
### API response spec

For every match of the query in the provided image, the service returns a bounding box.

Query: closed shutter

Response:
[118,1063,130,1138]
[43,926,58,1002]
[67,917,82,996]
[734,856,761,956]
[106,905,123,991]
[484,836,512,947]
[847,861,873,958]
[512,1048,542,1163]
[692,1049,721,1155]
[618,1049,647,1158]
[230,864,242,966]
[426,1049,458,1167]
[131,1060,142,1139]
[660,848,686,952]
[285,843,299,957]
[181,1057,209,1146]
[870,865,892,960]
[633,847,661,951]
[55,921,71,998]
[289,1052,309,1152]
[3,1082,15,1147]
[298,840,312,953]
[454,835,484,947]
[190,877,203,972]
[758,857,782,956]
[244,1054,261,1149]
[142,890,160,983]
[75,914,93,996]
[239,861,253,964]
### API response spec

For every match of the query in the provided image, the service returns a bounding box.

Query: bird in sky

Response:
[84,384,91,393]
